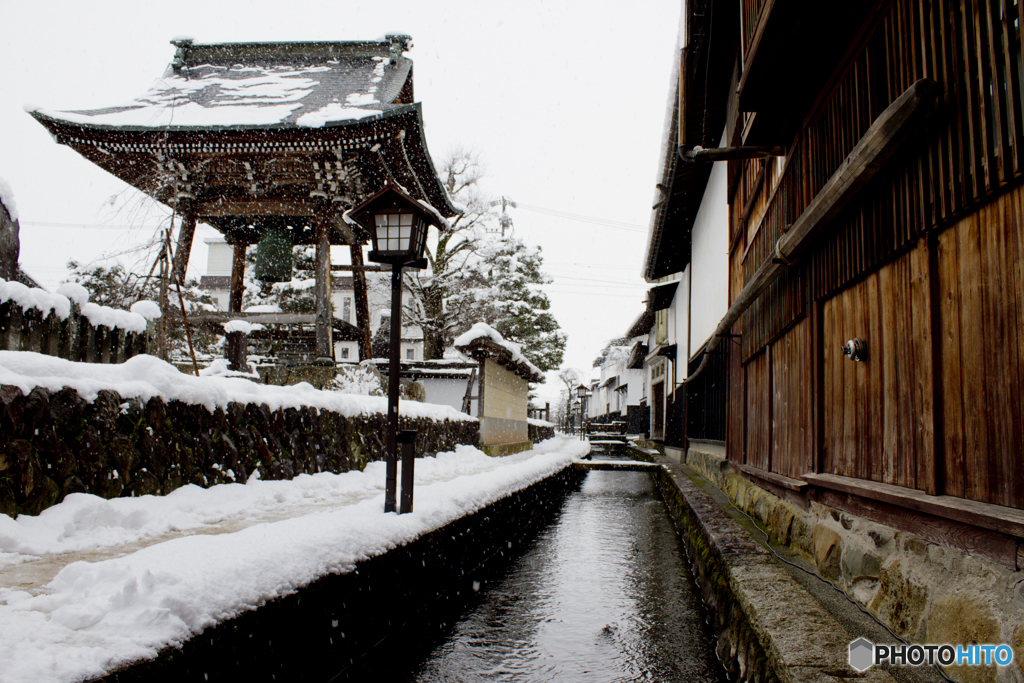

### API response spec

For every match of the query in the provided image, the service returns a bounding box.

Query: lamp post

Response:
[347,183,441,513]
[576,384,590,440]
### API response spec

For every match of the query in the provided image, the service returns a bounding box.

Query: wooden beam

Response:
[196,199,316,217]
[172,199,198,285]
[226,242,248,371]
[170,312,317,325]
[350,244,372,360]
[803,472,1024,540]
[315,203,333,360]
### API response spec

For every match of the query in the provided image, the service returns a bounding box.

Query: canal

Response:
[402,468,728,682]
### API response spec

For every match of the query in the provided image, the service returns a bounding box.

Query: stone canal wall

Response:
[93,464,584,682]
[682,447,1024,683]
[631,446,894,683]
[0,384,479,517]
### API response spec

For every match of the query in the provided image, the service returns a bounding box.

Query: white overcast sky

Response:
[0,0,682,404]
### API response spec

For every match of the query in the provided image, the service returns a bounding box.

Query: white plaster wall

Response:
[206,240,233,276]
[689,133,730,355]
[418,376,476,414]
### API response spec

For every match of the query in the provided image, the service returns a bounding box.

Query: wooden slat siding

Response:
[879,259,900,485]
[909,238,937,494]
[727,322,746,464]
[1000,0,1023,176]
[741,0,770,61]
[935,225,965,498]
[956,211,991,502]
[746,350,770,470]
[770,318,813,479]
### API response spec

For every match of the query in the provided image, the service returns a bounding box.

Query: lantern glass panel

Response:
[374,211,420,254]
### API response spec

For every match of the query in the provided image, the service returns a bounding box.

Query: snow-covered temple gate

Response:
[29,36,456,366]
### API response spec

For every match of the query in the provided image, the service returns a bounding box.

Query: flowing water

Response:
[407,469,728,682]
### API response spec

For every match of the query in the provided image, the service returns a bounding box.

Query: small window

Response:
[406,348,415,360]
[342,297,351,323]
[340,347,350,359]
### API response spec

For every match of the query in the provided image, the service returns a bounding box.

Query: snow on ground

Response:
[0,351,473,422]
[0,436,589,683]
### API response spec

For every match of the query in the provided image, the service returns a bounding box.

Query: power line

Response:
[515,202,649,233]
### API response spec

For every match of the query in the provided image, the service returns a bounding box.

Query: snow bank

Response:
[0,351,474,422]
[0,437,589,683]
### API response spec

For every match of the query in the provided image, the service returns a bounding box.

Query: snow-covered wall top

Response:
[0,351,475,422]
[28,44,412,130]
[454,322,543,382]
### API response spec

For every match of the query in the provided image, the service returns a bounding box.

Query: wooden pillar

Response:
[172,198,198,286]
[315,205,334,361]
[226,242,249,371]
[350,242,372,360]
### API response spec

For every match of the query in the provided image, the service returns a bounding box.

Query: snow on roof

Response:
[0,351,476,423]
[0,436,588,683]
[29,41,413,131]
[0,176,18,222]
[454,322,543,382]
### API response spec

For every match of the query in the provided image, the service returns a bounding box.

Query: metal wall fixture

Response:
[842,338,867,362]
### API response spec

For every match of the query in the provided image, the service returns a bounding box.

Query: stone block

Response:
[814,523,843,581]
[927,595,1000,683]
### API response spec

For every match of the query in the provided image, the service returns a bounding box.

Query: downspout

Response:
[681,78,940,383]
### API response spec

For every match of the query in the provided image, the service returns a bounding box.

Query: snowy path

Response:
[0,436,589,683]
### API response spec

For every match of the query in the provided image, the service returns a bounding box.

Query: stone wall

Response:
[685,447,1024,683]
[0,384,479,518]
[91,465,583,682]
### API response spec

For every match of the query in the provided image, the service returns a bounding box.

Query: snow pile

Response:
[54,283,88,307]
[454,322,543,379]
[79,303,148,334]
[527,417,554,428]
[0,351,474,422]
[0,176,18,222]
[0,279,70,319]
[197,358,260,379]
[0,437,589,683]
[222,319,254,334]
[129,300,161,320]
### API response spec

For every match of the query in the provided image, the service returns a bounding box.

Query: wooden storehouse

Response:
[645,0,1024,623]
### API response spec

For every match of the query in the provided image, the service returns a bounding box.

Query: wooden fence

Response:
[0,299,151,363]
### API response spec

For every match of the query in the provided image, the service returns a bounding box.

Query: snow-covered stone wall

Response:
[0,383,479,517]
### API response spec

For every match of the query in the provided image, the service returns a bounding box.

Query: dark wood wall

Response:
[726,0,1024,510]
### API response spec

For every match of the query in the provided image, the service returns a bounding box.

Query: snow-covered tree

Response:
[455,236,566,372]
[405,147,494,360]
[405,148,566,371]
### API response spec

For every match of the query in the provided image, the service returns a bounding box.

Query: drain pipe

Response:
[681,78,940,383]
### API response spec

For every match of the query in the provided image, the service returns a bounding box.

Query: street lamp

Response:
[347,182,442,513]
[576,384,590,440]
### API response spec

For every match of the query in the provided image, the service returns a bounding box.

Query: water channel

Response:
[402,468,728,682]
